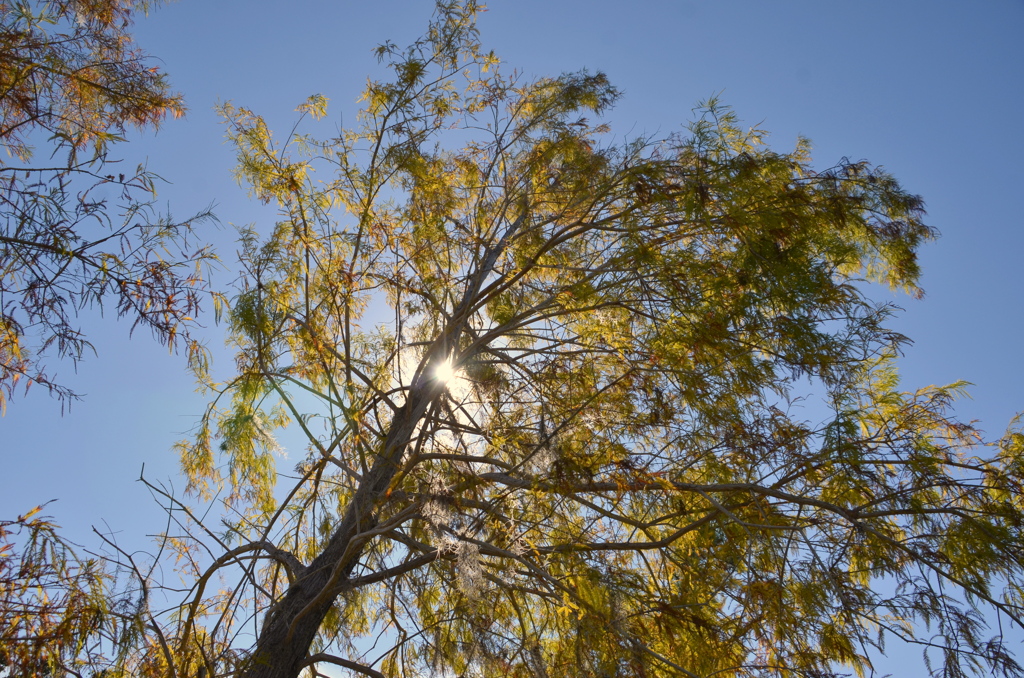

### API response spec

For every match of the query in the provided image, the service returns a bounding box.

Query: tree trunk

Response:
[241,384,438,678]
[241,222,513,677]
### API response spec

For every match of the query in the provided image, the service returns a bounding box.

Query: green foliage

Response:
[135,2,1024,677]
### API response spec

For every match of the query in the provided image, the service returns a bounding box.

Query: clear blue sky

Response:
[3,1,1023,673]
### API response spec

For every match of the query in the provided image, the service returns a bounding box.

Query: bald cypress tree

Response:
[118,3,1024,677]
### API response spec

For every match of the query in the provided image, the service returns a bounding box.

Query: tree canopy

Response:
[0,0,217,408]
[7,2,1024,678]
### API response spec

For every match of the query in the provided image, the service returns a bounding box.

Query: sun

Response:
[434,357,459,387]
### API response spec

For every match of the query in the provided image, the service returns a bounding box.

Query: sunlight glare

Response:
[434,357,458,387]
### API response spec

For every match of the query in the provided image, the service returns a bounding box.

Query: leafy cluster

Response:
[0,0,218,408]
[0,507,112,676]
[1,0,182,158]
